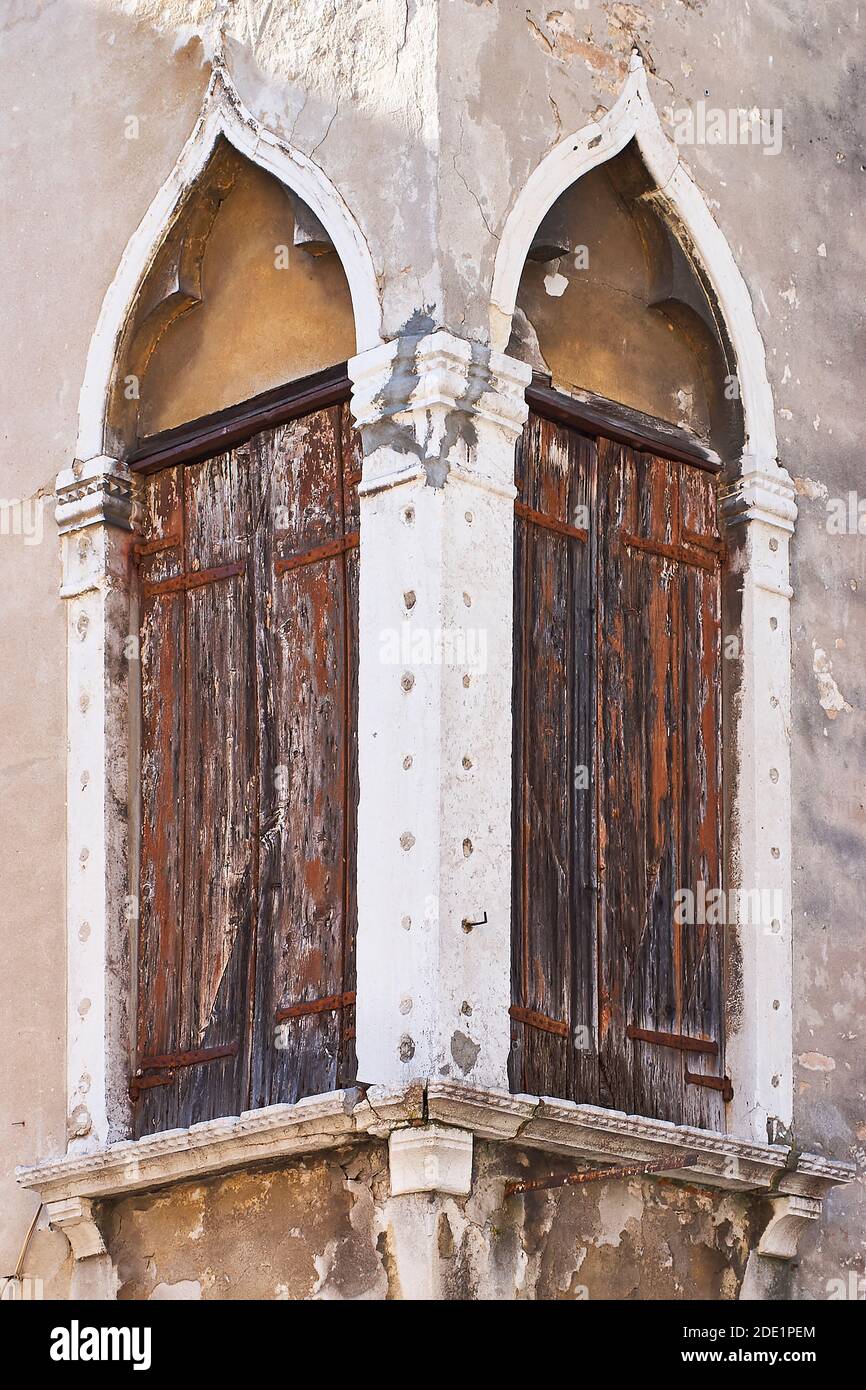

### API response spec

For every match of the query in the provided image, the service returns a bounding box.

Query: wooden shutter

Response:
[510,414,598,1104]
[134,389,359,1136]
[511,405,726,1130]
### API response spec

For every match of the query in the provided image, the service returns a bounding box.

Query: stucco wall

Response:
[1,0,863,1299]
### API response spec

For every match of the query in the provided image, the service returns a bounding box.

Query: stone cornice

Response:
[18,1081,854,1211]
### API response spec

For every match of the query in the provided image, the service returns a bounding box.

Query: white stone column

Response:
[55,457,138,1152]
[349,331,531,1094]
[722,466,797,1144]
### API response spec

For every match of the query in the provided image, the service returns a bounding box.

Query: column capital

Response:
[348,330,531,494]
[721,461,798,533]
[55,456,136,537]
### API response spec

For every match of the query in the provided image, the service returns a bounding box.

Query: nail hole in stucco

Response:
[399,996,412,1015]
[773,999,780,1010]
[769,537,779,552]
[771,1074,780,1087]
[463,592,472,607]
[402,506,415,526]
[404,590,416,610]
[464,511,473,525]
[400,831,415,851]
[462,755,472,769]
[769,768,779,783]
[771,918,781,933]
[401,671,415,692]
[461,1001,473,1016]
[462,838,473,857]
[398,1034,415,1062]
[771,846,780,859]
[401,914,412,931]
[403,754,413,769]
[462,673,471,688]
[770,695,779,708]
[770,616,778,630]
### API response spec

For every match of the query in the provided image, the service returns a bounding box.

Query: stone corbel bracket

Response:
[757,1195,823,1260]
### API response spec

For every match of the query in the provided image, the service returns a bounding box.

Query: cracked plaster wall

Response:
[1,0,863,1300]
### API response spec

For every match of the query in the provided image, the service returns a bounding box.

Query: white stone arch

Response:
[76,58,382,463]
[492,53,797,1145]
[491,51,779,476]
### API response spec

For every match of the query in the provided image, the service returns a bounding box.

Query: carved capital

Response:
[757,1195,822,1260]
[45,1196,106,1261]
[349,332,531,494]
[55,457,135,536]
[389,1123,474,1197]
[721,463,798,533]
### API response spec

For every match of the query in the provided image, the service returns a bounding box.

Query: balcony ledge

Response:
[17,1079,854,1210]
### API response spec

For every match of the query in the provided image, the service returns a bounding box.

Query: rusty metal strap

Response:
[142,559,246,598]
[685,1068,734,1103]
[621,530,719,572]
[275,990,356,1024]
[505,1150,701,1198]
[133,533,183,560]
[515,501,588,545]
[274,531,359,576]
[626,1025,719,1057]
[130,1042,239,1098]
[509,1005,569,1039]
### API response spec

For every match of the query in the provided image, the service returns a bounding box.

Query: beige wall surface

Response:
[1,0,863,1299]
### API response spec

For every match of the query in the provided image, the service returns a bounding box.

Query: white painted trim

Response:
[76,59,381,463]
[490,50,778,474]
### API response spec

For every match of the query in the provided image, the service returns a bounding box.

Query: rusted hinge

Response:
[621,530,719,572]
[685,1067,734,1103]
[130,1041,239,1100]
[274,531,359,576]
[142,560,246,598]
[509,1005,569,1039]
[274,990,356,1024]
[515,501,588,545]
[505,1150,700,1198]
[626,1025,719,1056]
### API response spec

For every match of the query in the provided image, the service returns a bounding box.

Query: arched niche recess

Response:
[111,140,357,446]
[507,139,743,464]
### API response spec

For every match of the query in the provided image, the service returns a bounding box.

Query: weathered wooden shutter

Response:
[134,387,358,1136]
[511,401,726,1130]
[510,413,598,1105]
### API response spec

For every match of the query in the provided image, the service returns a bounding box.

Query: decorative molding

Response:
[426,1083,855,1200]
[757,1195,823,1260]
[389,1124,474,1197]
[76,56,381,463]
[19,1082,854,1213]
[18,1086,424,1205]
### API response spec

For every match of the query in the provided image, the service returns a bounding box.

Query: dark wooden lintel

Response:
[527,377,722,473]
[129,363,352,474]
